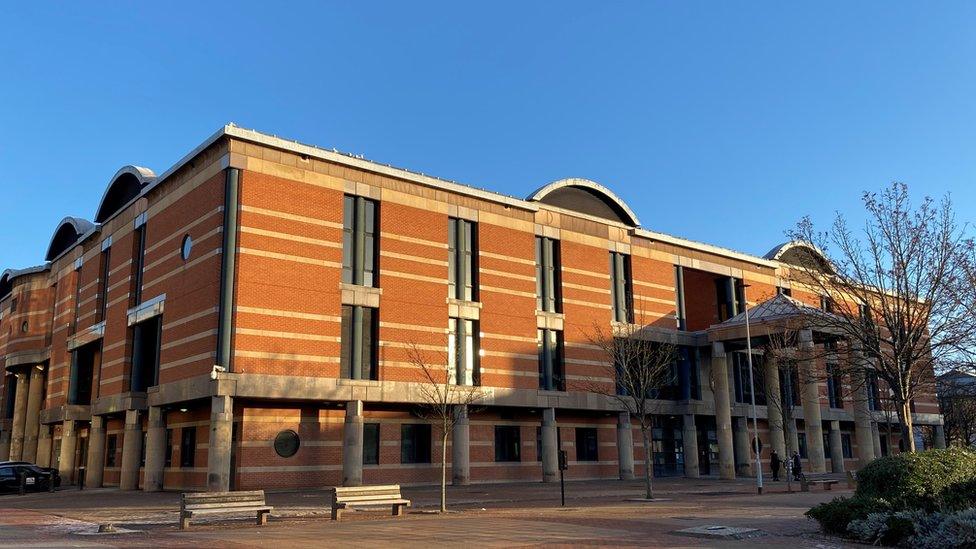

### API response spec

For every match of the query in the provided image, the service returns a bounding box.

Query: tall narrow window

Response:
[105,435,118,467]
[448,218,477,301]
[180,427,196,468]
[448,318,479,386]
[71,266,82,334]
[674,265,686,330]
[131,224,147,306]
[3,375,16,419]
[826,342,843,409]
[363,423,380,465]
[340,305,378,380]
[610,252,633,323]
[68,342,98,405]
[400,424,431,464]
[96,247,111,322]
[716,277,744,321]
[535,237,561,313]
[342,195,378,287]
[866,369,880,411]
[130,316,161,392]
[538,329,564,391]
[165,428,173,467]
[575,427,599,461]
[494,426,521,462]
[820,295,834,313]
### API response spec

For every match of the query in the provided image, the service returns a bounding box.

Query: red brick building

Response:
[0,125,946,492]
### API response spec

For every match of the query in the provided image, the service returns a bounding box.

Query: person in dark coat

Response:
[792,451,802,481]
[770,450,781,481]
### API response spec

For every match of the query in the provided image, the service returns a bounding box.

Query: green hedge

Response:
[806,496,892,535]
[855,447,976,511]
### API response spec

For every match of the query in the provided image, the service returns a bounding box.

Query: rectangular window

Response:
[866,370,880,411]
[732,352,765,405]
[448,218,477,301]
[363,423,380,465]
[342,195,378,287]
[841,433,853,459]
[610,252,633,323]
[131,225,147,306]
[97,247,111,323]
[716,277,743,321]
[129,316,161,392]
[105,434,118,467]
[820,295,833,313]
[164,429,173,468]
[797,432,808,459]
[448,318,479,386]
[537,329,565,391]
[494,426,521,462]
[68,342,98,406]
[777,286,792,296]
[575,427,599,462]
[340,305,378,380]
[3,375,16,419]
[71,267,82,333]
[674,265,686,330]
[180,427,196,468]
[780,364,800,409]
[535,237,562,313]
[400,424,431,464]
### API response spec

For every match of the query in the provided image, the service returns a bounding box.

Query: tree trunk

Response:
[641,429,653,500]
[899,400,917,452]
[441,430,448,513]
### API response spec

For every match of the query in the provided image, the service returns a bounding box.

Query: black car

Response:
[0,462,61,493]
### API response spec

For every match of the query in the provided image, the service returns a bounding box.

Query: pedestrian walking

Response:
[770,450,781,481]
[792,451,802,481]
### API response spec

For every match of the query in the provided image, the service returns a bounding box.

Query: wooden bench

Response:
[179,490,273,530]
[800,474,840,492]
[327,485,411,521]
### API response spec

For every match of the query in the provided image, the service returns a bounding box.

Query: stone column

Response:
[541,407,558,483]
[711,342,736,480]
[829,420,845,473]
[207,395,234,492]
[144,406,166,492]
[85,416,105,489]
[342,400,364,487]
[682,414,700,479]
[850,349,876,468]
[871,422,883,458]
[58,420,78,484]
[35,425,52,468]
[798,330,826,473]
[8,373,29,460]
[22,366,45,462]
[764,358,786,458]
[119,409,142,490]
[733,416,753,477]
[934,425,947,449]
[452,405,470,485]
[616,412,634,480]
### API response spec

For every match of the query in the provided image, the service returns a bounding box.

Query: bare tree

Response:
[406,343,485,513]
[756,325,804,458]
[789,182,976,452]
[939,374,976,447]
[583,319,677,500]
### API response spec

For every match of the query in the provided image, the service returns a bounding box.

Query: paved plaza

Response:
[0,476,856,548]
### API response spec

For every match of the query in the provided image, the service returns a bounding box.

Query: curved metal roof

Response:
[93,165,156,223]
[527,178,641,227]
[45,217,96,261]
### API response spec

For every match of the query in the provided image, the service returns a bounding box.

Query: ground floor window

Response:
[652,417,684,476]
[575,427,598,462]
[363,423,380,465]
[494,426,521,462]
[841,433,853,459]
[180,427,196,468]
[164,429,173,467]
[105,434,118,467]
[798,432,808,459]
[401,424,431,464]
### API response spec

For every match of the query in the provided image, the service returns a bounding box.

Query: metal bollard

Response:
[78,466,86,491]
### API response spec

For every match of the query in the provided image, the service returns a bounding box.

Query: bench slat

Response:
[185,502,269,511]
[334,493,403,501]
[187,506,273,516]
[342,499,411,507]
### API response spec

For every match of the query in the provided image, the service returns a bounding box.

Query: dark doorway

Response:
[697,416,719,476]
[130,316,162,392]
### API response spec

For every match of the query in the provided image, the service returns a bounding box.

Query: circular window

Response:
[274,430,300,458]
[20,321,28,333]
[180,234,193,261]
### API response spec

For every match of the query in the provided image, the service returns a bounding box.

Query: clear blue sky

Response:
[2,2,975,269]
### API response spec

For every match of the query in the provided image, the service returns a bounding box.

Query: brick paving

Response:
[0,476,858,547]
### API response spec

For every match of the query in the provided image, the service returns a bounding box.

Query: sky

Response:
[2,2,975,269]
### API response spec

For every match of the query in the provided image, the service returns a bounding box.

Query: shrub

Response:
[806,496,892,535]
[939,478,976,511]
[855,447,976,512]
[911,508,976,549]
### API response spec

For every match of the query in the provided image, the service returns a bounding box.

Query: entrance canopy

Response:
[708,293,833,342]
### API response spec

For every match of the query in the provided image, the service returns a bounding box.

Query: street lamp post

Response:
[741,283,764,495]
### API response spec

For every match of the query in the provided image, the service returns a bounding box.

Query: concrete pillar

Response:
[342,400,364,487]
[871,422,883,458]
[616,412,634,480]
[711,342,736,480]
[22,366,45,462]
[144,406,166,492]
[764,358,786,458]
[119,409,142,490]
[35,425,52,468]
[58,420,78,484]
[8,373,29,460]
[829,420,845,473]
[207,395,234,492]
[798,330,826,473]
[733,416,753,477]
[541,407,558,483]
[850,349,876,468]
[934,425,947,449]
[682,414,699,478]
[85,416,105,489]
[452,405,470,485]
